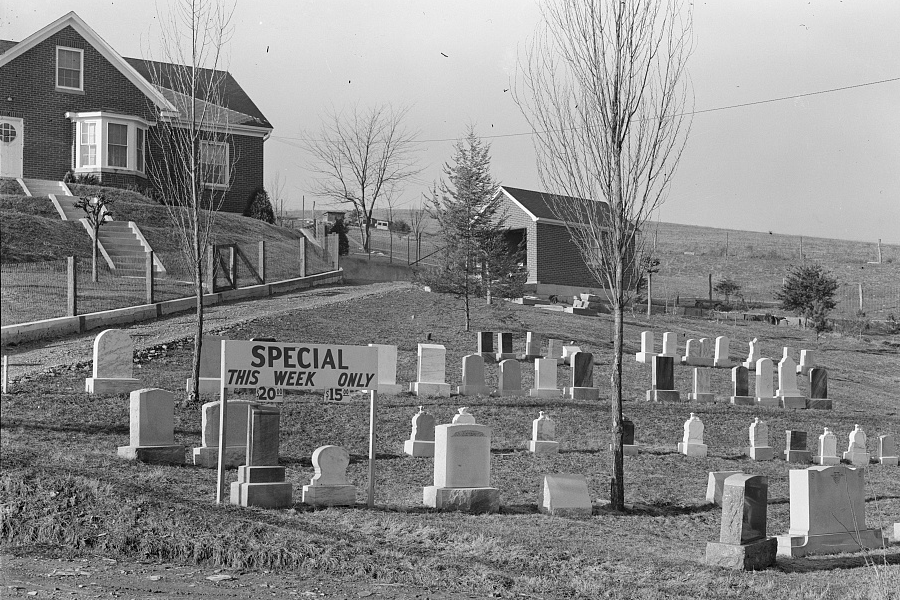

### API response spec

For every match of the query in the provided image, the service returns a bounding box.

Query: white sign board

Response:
[221,341,378,392]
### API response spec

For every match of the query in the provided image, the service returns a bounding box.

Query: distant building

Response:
[324,211,346,223]
[368,217,390,231]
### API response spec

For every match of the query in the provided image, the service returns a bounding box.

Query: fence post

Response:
[858,283,864,312]
[145,251,154,305]
[258,240,266,284]
[228,245,236,289]
[207,245,216,294]
[67,256,77,317]
[300,238,307,278]
[333,234,340,270]
[708,273,712,302]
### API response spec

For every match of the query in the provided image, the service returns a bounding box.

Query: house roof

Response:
[499,185,611,224]
[124,58,272,130]
[0,40,17,54]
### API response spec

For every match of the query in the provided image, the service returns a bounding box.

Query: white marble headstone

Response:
[93,329,134,379]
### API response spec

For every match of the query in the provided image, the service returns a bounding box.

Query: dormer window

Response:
[57,46,84,91]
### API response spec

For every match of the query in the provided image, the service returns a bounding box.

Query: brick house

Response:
[496,185,620,299]
[0,12,272,214]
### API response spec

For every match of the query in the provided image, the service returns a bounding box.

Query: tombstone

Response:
[776,465,883,557]
[742,338,760,370]
[85,329,142,394]
[842,424,870,466]
[705,475,777,570]
[404,406,436,457]
[797,349,817,376]
[452,407,476,424]
[566,352,599,400]
[661,332,678,357]
[547,339,565,363]
[302,445,356,507]
[368,344,402,394]
[620,417,638,456]
[698,338,715,367]
[231,407,292,508]
[117,388,185,464]
[706,470,744,505]
[875,434,898,466]
[476,331,495,361]
[561,344,583,366]
[647,355,680,402]
[539,474,592,517]
[529,358,562,398]
[807,367,831,410]
[784,430,811,464]
[814,427,839,466]
[777,355,806,409]
[528,411,559,455]
[754,358,778,407]
[746,418,773,461]
[186,335,225,394]
[192,400,254,467]
[678,413,707,457]
[689,368,715,402]
[521,332,543,360]
[495,359,525,397]
[457,354,490,396]
[495,332,515,362]
[714,336,734,368]
[729,366,754,406]
[635,331,657,363]
[409,344,451,397]
[423,415,500,513]
[681,338,701,366]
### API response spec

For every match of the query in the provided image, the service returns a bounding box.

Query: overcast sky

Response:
[3,1,898,243]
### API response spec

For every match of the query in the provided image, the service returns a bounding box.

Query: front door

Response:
[0,117,24,178]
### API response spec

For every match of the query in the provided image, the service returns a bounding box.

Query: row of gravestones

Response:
[637,332,816,374]
[647,352,830,410]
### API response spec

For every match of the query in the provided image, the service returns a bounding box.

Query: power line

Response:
[269,76,899,145]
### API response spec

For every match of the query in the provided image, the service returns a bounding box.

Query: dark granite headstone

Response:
[809,367,828,399]
[477,332,494,354]
[498,332,513,354]
[651,355,675,391]
[572,352,594,388]
[622,417,635,445]
[786,430,807,451]
[732,366,750,397]
[720,474,768,545]
[247,408,280,467]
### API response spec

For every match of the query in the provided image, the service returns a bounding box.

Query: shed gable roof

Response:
[499,186,611,224]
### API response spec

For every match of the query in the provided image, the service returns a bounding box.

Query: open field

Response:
[2,287,898,598]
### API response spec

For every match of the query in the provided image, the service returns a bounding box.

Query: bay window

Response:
[107,123,128,168]
[67,112,151,175]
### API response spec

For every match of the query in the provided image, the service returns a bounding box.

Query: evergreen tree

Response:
[424,128,524,330]
[246,188,276,224]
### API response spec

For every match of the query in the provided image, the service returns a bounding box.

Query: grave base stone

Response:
[609,444,639,456]
[457,383,490,396]
[529,388,562,398]
[404,439,435,457]
[423,486,500,514]
[705,538,777,571]
[842,449,870,467]
[678,441,708,457]
[647,390,681,402]
[780,396,807,409]
[378,383,404,395]
[690,392,716,403]
[529,440,559,455]
[409,382,451,397]
[706,471,744,505]
[806,399,833,410]
[186,377,222,394]
[302,485,356,506]
[756,398,779,408]
[784,450,812,464]
[117,445,184,464]
[539,474,592,517]
[730,396,755,406]
[813,454,840,466]
[230,478,293,509]
[566,386,600,401]
[194,446,247,468]
[777,529,883,558]
[86,378,142,394]
[748,446,774,461]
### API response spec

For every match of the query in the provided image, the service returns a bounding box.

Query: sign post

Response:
[215,340,378,505]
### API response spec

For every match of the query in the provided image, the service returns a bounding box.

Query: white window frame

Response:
[136,128,145,174]
[107,122,129,168]
[200,140,229,189]
[79,120,98,167]
[56,46,84,92]
[67,112,152,175]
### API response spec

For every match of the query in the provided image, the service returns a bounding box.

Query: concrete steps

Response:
[21,178,165,276]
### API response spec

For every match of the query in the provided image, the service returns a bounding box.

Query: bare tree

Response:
[515,0,692,510]
[144,0,237,403]
[408,203,429,263]
[268,170,286,222]
[302,104,420,253]
[73,192,114,282]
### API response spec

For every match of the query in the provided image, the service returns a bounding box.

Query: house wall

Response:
[534,221,599,289]
[0,25,155,185]
[496,192,538,283]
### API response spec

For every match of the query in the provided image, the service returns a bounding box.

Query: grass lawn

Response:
[2,288,898,598]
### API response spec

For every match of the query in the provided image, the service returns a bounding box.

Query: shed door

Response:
[0,117,24,178]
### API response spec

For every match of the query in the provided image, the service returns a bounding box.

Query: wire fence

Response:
[1,235,339,327]
[350,229,443,268]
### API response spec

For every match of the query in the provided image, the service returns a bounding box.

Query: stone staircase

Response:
[20,178,165,277]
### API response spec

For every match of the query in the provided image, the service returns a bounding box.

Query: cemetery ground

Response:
[2,286,900,599]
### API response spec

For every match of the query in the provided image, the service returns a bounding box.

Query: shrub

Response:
[775,264,839,336]
[245,188,275,224]
[713,276,742,304]
[325,218,350,256]
[63,170,101,186]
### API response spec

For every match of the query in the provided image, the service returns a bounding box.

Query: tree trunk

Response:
[91,225,99,283]
[610,273,626,511]
[188,196,203,405]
